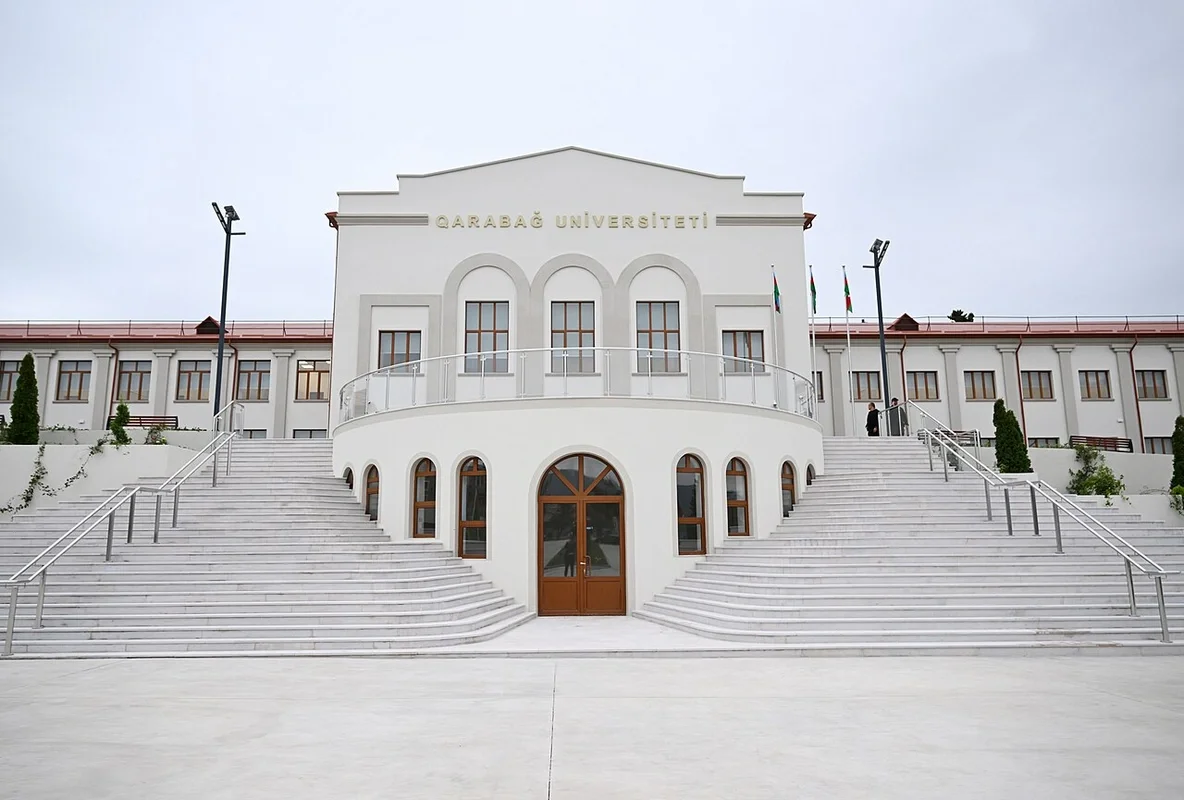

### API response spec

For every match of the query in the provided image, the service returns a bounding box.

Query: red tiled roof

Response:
[813,316,1184,338]
[0,320,334,343]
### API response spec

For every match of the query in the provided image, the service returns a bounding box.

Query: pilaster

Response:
[939,345,963,430]
[31,350,55,420]
[89,351,114,431]
[272,350,295,439]
[1053,345,1080,439]
[885,342,904,404]
[995,344,1022,421]
[1110,344,1143,450]
[1169,345,1184,414]
[824,346,848,436]
[152,350,175,416]
[211,349,235,418]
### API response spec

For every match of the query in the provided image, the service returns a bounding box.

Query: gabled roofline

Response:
[394,146,747,181]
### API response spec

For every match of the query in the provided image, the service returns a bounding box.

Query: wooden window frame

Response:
[1144,437,1173,455]
[295,359,330,401]
[55,360,92,402]
[1021,370,1054,400]
[549,301,595,373]
[964,370,997,401]
[852,371,882,402]
[722,330,765,374]
[175,359,211,402]
[464,301,509,374]
[906,370,940,401]
[781,462,796,516]
[0,360,19,403]
[458,457,488,558]
[292,429,327,438]
[378,330,422,371]
[1078,370,1112,400]
[1028,437,1060,448]
[725,458,750,536]
[636,301,681,373]
[235,360,271,402]
[115,360,152,403]
[364,465,380,521]
[675,454,706,555]
[412,458,437,538]
[1135,370,1169,400]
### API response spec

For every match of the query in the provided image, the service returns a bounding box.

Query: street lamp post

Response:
[864,239,891,422]
[211,203,244,427]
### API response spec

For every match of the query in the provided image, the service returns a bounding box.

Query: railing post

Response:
[410,367,417,407]
[1052,504,1063,554]
[604,350,612,397]
[926,433,933,471]
[562,350,569,397]
[750,362,757,404]
[1004,488,1014,536]
[984,479,993,521]
[153,493,162,543]
[720,358,728,402]
[4,585,17,656]
[942,447,949,482]
[172,487,181,528]
[384,368,391,410]
[211,449,218,488]
[647,354,654,396]
[33,572,46,629]
[126,492,136,544]
[226,434,233,475]
[1029,484,1040,536]
[105,513,115,561]
[479,354,487,400]
[1125,561,1137,616]
[1154,575,1171,643]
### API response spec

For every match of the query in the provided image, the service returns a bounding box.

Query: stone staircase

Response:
[1,439,530,656]
[636,437,1184,653]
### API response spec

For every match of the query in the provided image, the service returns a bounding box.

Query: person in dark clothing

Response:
[866,402,880,437]
[885,397,908,436]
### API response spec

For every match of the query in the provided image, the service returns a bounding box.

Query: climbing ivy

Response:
[0,437,111,516]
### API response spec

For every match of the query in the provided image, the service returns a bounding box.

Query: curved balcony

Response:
[337,347,818,425]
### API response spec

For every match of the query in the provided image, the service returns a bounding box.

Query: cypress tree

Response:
[993,399,1032,473]
[110,402,131,445]
[1171,415,1184,490]
[8,353,40,445]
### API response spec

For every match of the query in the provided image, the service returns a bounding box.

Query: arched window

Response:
[806,464,815,486]
[458,457,488,558]
[343,467,353,490]
[676,455,706,555]
[725,458,749,536]
[364,466,380,521]
[412,459,437,538]
[781,462,796,516]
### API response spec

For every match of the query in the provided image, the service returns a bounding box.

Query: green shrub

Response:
[109,402,131,446]
[8,353,40,445]
[1067,444,1125,504]
[1170,486,1184,515]
[1171,416,1184,490]
[992,399,1032,473]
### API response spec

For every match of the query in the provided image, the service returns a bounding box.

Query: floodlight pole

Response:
[211,203,245,423]
[865,239,891,414]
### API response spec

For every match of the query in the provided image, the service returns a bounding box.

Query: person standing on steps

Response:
[865,402,880,437]
[885,397,908,437]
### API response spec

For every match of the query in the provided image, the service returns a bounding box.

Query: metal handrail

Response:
[336,345,819,424]
[212,400,244,434]
[2,431,237,656]
[919,426,1175,642]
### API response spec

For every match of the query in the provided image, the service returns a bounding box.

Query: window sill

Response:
[1080,397,1115,402]
[545,372,602,378]
[458,373,513,378]
[1137,396,1173,402]
[115,399,151,404]
[1022,398,1057,402]
[53,399,90,404]
[234,399,271,403]
[908,398,941,403]
[965,397,999,402]
[294,398,330,403]
[632,372,689,378]
[174,399,210,404]
[459,553,488,560]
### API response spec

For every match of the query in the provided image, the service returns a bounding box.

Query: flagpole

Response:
[808,265,817,417]
[844,265,856,437]
[770,264,782,410]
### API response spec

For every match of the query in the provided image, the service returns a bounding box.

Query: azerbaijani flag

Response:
[809,266,817,314]
[843,266,853,313]
[772,266,781,313]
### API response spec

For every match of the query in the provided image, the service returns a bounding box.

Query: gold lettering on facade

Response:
[690,215,699,228]
[660,215,671,228]
[593,215,604,228]
[623,215,634,228]
[675,215,685,228]
[608,215,619,228]
[514,215,527,228]
[570,215,582,228]
[433,212,710,230]
[484,216,496,228]
[468,215,480,228]
[638,215,649,228]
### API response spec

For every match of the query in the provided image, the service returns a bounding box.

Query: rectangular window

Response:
[464,301,509,374]
[116,360,152,402]
[550,301,595,373]
[636,301,681,373]
[292,429,327,439]
[240,429,267,439]
[1135,370,1169,400]
[906,370,940,401]
[722,331,765,374]
[295,359,330,401]
[378,330,422,371]
[1021,370,1054,400]
[980,437,997,447]
[964,370,997,401]
[175,360,211,402]
[55,360,92,402]
[0,360,19,402]
[1028,437,1060,448]
[235,360,271,401]
[852,371,881,402]
[814,371,824,402]
[1078,370,1112,400]
[1145,437,1173,455]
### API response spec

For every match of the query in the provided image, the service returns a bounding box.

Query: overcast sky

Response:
[1,0,1180,324]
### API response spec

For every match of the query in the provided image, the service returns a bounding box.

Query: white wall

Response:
[333,398,823,612]
[0,444,195,517]
[1026,448,1175,495]
[1134,342,1181,445]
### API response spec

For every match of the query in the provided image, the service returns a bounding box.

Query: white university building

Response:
[2,147,1182,618]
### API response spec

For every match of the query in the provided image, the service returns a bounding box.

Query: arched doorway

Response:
[538,453,625,616]
[364,466,380,521]
[343,467,354,490]
[781,461,796,516]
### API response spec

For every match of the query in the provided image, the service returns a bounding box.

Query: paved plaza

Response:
[2,647,1183,799]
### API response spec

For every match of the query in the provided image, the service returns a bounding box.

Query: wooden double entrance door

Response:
[538,454,626,615]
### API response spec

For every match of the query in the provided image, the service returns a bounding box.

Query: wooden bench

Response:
[107,415,179,429]
[1069,435,1133,453]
